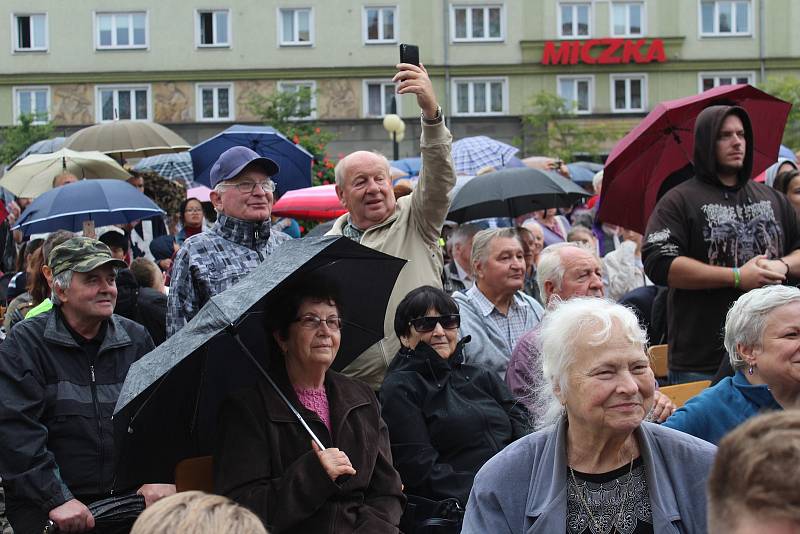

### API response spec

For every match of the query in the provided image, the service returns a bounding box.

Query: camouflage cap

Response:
[49,237,128,277]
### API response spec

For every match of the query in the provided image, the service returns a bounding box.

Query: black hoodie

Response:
[643,105,800,373]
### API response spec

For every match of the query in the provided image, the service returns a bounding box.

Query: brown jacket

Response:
[214,363,405,533]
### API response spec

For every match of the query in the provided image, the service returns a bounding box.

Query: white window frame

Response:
[277,80,317,120]
[278,7,314,46]
[12,13,48,52]
[450,5,505,43]
[610,74,647,113]
[94,11,149,50]
[196,83,234,122]
[13,86,50,124]
[450,77,508,117]
[95,84,152,122]
[610,2,645,37]
[195,9,231,48]
[363,6,398,44]
[556,75,595,115]
[362,80,401,118]
[558,2,592,39]
[698,0,752,37]
[697,71,755,92]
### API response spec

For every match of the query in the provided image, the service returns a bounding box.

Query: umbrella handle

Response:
[226,325,327,451]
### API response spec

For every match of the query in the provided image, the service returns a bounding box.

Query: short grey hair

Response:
[470,227,520,271]
[724,285,800,371]
[334,150,391,189]
[50,270,74,306]
[592,170,604,194]
[536,297,648,429]
[521,219,544,235]
[449,223,480,248]
[535,242,582,299]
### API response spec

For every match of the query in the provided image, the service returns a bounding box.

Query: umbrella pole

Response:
[227,325,327,450]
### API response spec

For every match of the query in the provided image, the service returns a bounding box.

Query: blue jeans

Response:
[668,370,715,385]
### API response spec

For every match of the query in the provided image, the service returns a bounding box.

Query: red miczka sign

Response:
[541,38,666,65]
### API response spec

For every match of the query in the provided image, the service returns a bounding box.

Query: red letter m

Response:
[541,41,572,65]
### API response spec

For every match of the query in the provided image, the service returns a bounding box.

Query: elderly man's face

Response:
[57,265,118,322]
[336,151,396,230]
[210,166,274,222]
[475,236,526,296]
[549,246,604,301]
[54,173,78,188]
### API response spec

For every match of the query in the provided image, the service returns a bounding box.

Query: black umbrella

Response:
[112,236,406,485]
[447,167,591,223]
[305,219,335,237]
[44,493,144,533]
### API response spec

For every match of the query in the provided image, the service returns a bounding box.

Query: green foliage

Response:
[0,114,54,165]
[247,87,337,187]
[520,91,610,162]
[760,75,800,149]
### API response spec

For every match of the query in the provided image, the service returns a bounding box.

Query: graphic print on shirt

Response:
[700,201,782,266]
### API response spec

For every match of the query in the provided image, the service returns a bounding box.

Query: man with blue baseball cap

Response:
[167,146,289,336]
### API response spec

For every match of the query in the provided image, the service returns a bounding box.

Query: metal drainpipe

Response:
[443,0,450,118]
[759,0,766,82]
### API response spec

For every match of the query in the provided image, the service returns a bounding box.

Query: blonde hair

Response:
[130,491,268,534]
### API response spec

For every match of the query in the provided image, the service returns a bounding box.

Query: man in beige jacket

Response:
[328,62,457,390]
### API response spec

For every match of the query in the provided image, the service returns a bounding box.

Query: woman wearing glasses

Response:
[380,286,530,510]
[175,198,209,245]
[214,278,405,533]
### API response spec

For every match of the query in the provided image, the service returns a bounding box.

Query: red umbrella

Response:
[272,184,347,221]
[599,84,791,234]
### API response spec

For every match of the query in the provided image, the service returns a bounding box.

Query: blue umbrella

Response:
[779,144,797,162]
[389,156,422,177]
[13,179,164,236]
[133,152,195,186]
[567,161,604,185]
[451,136,519,175]
[190,125,314,194]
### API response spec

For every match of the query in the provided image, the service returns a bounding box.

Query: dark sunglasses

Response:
[409,314,460,333]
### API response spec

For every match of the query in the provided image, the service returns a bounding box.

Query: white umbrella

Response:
[0,148,131,198]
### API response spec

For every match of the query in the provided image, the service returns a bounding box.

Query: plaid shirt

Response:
[466,284,531,355]
[166,214,290,337]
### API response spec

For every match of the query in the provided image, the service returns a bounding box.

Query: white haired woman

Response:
[462,298,715,534]
[663,284,800,445]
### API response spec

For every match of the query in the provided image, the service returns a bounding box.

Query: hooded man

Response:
[643,105,800,383]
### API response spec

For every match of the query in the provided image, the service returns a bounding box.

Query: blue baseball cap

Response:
[209,146,280,188]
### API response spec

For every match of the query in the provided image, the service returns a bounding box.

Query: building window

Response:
[197,10,230,47]
[611,2,644,37]
[96,12,148,49]
[363,81,398,117]
[278,81,316,119]
[451,5,503,42]
[279,8,313,45]
[700,1,750,36]
[611,75,646,113]
[559,3,591,38]
[14,87,50,124]
[97,86,150,122]
[452,78,506,116]
[13,14,47,51]
[364,6,397,43]
[699,72,755,92]
[196,84,233,121]
[557,76,593,114]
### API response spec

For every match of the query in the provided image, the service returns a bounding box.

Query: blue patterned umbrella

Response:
[451,136,519,175]
[133,152,194,186]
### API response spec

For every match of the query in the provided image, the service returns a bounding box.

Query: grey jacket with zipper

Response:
[0,309,154,513]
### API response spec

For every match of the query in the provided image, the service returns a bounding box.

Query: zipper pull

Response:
[255,229,259,240]
[90,365,96,383]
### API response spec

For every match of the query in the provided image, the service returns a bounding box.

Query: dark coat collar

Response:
[213,214,273,249]
[43,308,133,354]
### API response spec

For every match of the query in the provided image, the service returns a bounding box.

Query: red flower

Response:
[323,180,330,185]
[293,135,300,144]
[315,127,321,134]
[317,171,323,178]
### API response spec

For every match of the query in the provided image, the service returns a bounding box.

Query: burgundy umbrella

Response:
[599,84,791,234]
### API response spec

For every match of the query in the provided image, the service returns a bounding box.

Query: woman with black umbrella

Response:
[213,277,404,533]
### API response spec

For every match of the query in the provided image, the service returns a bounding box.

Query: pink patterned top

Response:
[293,385,332,434]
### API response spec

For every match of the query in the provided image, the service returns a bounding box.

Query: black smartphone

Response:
[399,43,420,67]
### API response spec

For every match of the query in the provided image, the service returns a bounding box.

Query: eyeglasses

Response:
[409,314,460,333]
[220,180,276,194]
[293,314,342,331]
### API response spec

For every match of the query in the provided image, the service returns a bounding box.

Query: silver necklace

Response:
[569,456,634,534]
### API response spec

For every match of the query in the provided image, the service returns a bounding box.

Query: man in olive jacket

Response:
[328,62,457,390]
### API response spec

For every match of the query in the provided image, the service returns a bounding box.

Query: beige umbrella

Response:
[63,120,191,160]
[0,148,131,198]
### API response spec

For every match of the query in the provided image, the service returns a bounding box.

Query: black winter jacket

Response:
[380,340,530,505]
[0,309,154,512]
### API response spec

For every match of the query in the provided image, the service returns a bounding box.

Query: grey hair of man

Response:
[470,227,522,271]
[449,223,481,248]
[535,242,586,300]
[535,297,648,430]
[592,170,604,195]
[334,150,392,188]
[723,284,800,372]
[521,218,544,234]
[50,270,74,306]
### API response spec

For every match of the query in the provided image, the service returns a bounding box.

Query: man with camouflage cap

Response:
[0,237,174,533]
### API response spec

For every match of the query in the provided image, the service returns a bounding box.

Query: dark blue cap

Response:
[209,146,280,188]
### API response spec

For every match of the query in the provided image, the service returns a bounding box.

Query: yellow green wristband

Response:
[733,267,741,289]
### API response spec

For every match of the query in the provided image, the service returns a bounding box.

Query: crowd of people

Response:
[0,61,799,534]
